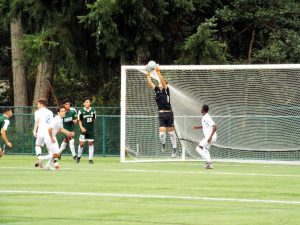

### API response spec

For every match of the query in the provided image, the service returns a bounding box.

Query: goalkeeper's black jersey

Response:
[154,86,172,111]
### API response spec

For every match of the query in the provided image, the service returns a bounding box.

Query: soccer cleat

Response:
[73,155,77,160]
[35,156,43,168]
[89,159,94,164]
[172,148,177,158]
[161,144,166,153]
[204,162,214,169]
[76,157,81,163]
[54,162,60,170]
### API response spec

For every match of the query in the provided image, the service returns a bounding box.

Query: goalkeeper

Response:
[146,65,177,157]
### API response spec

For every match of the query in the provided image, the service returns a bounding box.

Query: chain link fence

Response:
[1,106,120,156]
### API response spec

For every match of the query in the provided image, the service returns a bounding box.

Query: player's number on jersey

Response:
[46,115,51,124]
[87,117,93,123]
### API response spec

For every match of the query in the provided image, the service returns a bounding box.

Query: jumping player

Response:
[192,104,217,169]
[146,65,177,157]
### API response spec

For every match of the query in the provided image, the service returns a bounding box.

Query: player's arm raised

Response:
[156,65,167,89]
[146,72,155,90]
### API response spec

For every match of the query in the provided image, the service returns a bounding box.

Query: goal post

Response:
[120,64,300,163]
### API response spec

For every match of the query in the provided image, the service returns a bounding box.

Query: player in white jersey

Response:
[35,106,74,170]
[192,105,217,169]
[33,98,53,160]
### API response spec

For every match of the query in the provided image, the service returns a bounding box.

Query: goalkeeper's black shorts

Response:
[158,111,174,128]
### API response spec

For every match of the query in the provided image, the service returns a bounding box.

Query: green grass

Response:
[1,155,300,225]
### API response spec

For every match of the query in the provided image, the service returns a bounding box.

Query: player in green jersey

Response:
[76,97,96,164]
[0,107,13,157]
[59,99,78,160]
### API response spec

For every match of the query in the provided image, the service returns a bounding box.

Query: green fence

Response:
[1,107,120,156]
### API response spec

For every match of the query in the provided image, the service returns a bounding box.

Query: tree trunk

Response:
[32,61,54,106]
[10,13,28,132]
[248,27,256,64]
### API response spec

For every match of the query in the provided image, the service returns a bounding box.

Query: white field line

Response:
[1,166,300,178]
[0,190,300,205]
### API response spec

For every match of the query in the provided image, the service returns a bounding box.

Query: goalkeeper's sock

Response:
[204,148,211,162]
[69,139,76,157]
[196,146,209,162]
[88,145,94,160]
[59,141,67,153]
[159,132,166,145]
[78,145,83,157]
[35,146,42,156]
[169,131,177,149]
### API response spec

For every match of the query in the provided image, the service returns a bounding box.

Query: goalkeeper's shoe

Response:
[172,148,177,158]
[161,144,166,153]
[76,157,81,163]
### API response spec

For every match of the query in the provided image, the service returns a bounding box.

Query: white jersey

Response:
[202,113,216,138]
[35,107,53,137]
[48,115,63,139]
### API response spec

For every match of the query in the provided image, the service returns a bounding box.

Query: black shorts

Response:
[159,111,174,128]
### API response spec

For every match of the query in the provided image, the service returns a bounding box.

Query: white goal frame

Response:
[120,64,300,163]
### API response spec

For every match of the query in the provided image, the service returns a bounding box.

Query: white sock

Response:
[169,131,177,149]
[78,145,83,157]
[69,139,76,156]
[159,132,166,145]
[41,154,52,161]
[88,145,94,160]
[204,148,211,162]
[35,146,42,156]
[59,141,67,153]
[196,146,209,162]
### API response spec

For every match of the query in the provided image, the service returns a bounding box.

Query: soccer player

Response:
[76,97,96,164]
[146,65,177,157]
[36,106,74,169]
[59,99,78,159]
[33,98,53,160]
[192,104,217,169]
[0,107,13,157]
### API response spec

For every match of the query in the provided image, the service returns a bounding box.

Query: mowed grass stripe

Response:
[1,190,300,205]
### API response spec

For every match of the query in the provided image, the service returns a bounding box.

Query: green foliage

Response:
[216,0,300,63]
[176,18,227,64]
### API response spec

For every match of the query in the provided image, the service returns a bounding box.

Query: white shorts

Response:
[199,134,217,149]
[35,136,45,146]
[45,138,60,154]
[79,134,94,142]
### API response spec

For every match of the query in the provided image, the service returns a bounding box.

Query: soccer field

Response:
[0,156,300,225]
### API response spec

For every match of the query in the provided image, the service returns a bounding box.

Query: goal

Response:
[120,64,300,163]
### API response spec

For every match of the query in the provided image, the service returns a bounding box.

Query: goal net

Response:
[120,64,300,162]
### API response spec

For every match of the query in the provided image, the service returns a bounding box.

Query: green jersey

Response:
[0,114,10,144]
[78,107,96,135]
[0,114,10,131]
[63,107,77,131]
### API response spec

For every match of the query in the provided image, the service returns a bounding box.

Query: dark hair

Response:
[83,97,91,103]
[62,99,72,105]
[3,107,12,113]
[56,105,65,113]
[202,104,209,113]
[37,98,48,106]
